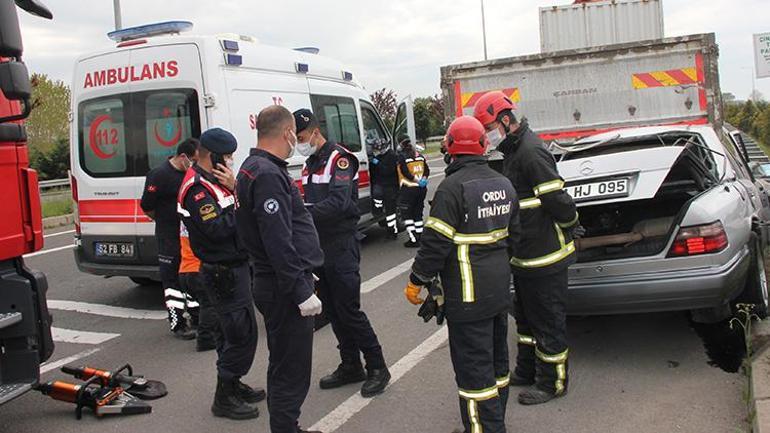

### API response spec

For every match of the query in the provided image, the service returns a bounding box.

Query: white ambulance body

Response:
[70,22,415,283]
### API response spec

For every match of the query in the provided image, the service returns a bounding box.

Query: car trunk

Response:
[558,133,719,263]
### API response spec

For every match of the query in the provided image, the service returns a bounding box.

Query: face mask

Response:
[181,155,193,170]
[225,157,234,171]
[296,142,317,157]
[486,127,504,149]
[286,130,298,159]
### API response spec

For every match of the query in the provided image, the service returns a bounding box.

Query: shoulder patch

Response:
[263,198,280,214]
[199,204,216,217]
[194,191,206,201]
[336,157,350,170]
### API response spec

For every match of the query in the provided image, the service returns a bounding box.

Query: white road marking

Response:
[47,300,167,320]
[23,244,76,258]
[44,229,75,239]
[40,348,101,374]
[429,172,446,180]
[51,327,120,345]
[361,259,414,294]
[310,326,449,432]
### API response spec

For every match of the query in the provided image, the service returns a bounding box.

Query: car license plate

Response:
[95,242,135,258]
[566,178,630,203]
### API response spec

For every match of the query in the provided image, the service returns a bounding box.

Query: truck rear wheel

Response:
[130,277,159,287]
[737,234,769,319]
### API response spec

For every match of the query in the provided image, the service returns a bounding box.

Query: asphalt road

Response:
[0,159,745,433]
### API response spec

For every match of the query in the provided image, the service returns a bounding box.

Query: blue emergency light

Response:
[342,71,353,81]
[225,54,243,66]
[107,21,193,42]
[221,40,239,52]
[296,63,309,74]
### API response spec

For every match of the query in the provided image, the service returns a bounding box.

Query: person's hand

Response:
[404,281,425,305]
[298,293,323,317]
[571,225,586,239]
[418,178,428,188]
[213,163,236,191]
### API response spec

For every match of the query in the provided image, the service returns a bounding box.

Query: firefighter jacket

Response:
[398,150,430,187]
[370,149,399,189]
[177,165,246,265]
[498,120,579,276]
[301,141,360,244]
[411,155,521,322]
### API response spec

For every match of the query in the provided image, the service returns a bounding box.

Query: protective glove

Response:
[371,158,379,165]
[418,178,428,188]
[404,281,425,305]
[570,224,586,239]
[418,294,445,325]
[298,293,323,317]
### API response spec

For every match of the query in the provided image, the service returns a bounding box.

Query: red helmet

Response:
[473,90,516,126]
[446,116,487,156]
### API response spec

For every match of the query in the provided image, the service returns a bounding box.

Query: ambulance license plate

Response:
[95,242,135,258]
[566,178,629,203]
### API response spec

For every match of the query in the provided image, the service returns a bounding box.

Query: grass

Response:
[42,198,72,219]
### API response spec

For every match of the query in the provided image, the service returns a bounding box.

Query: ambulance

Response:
[70,21,416,284]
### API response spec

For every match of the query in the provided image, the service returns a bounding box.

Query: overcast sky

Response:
[17,0,770,101]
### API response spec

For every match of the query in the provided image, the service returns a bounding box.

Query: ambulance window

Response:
[79,97,128,176]
[360,102,389,154]
[310,95,361,152]
[145,90,198,169]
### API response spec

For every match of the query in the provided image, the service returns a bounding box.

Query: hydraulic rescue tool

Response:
[60,363,168,400]
[35,375,152,419]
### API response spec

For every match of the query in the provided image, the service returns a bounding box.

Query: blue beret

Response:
[293,109,316,133]
[200,128,237,154]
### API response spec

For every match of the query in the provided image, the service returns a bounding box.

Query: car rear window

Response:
[78,88,200,178]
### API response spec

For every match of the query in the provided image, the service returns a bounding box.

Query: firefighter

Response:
[474,91,582,405]
[177,128,265,420]
[369,138,399,239]
[235,106,323,433]
[140,138,199,340]
[405,116,520,433]
[294,108,391,398]
[397,137,430,248]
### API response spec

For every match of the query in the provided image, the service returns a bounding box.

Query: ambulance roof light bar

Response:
[107,21,193,42]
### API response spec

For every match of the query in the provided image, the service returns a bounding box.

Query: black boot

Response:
[236,379,266,404]
[211,377,259,420]
[509,371,535,387]
[361,368,391,398]
[319,364,367,390]
[518,386,566,406]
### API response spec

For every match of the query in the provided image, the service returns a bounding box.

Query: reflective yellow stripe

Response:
[555,363,567,396]
[425,217,456,239]
[536,348,569,364]
[517,334,537,346]
[468,400,482,433]
[555,223,566,249]
[558,212,579,229]
[459,385,499,401]
[510,242,576,268]
[519,197,541,210]
[453,228,508,245]
[496,373,511,388]
[533,179,565,197]
[458,244,474,303]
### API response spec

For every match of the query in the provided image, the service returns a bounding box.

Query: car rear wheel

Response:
[130,277,160,287]
[737,234,769,319]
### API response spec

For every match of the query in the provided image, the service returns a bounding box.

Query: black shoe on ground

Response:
[518,386,566,405]
[211,378,259,420]
[173,327,196,340]
[319,364,367,390]
[403,240,420,248]
[509,372,535,387]
[236,380,266,404]
[361,368,391,398]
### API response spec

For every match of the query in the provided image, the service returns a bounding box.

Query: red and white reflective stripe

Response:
[302,150,340,185]
[78,199,151,223]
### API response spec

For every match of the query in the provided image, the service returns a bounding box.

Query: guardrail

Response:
[39,178,70,191]
[39,178,71,202]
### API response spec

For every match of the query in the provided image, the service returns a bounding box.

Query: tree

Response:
[30,137,70,180]
[413,96,447,144]
[370,88,397,129]
[26,74,71,153]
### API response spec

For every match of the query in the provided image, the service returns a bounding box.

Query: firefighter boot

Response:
[212,377,259,420]
[510,371,535,387]
[319,364,367,389]
[518,386,566,405]
[236,379,266,404]
[361,367,391,398]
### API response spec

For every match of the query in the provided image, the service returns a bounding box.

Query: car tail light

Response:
[669,222,728,257]
[70,172,80,236]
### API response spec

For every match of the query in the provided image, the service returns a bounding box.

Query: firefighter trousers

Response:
[372,184,398,235]
[200,262,257,381]
[316,236,386,370]
[179,272,221,345]
[158,236,198,332]
[253,274,315,433]
[398,186,427,243]
[513,270,569,396]
[448,313,510,433]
